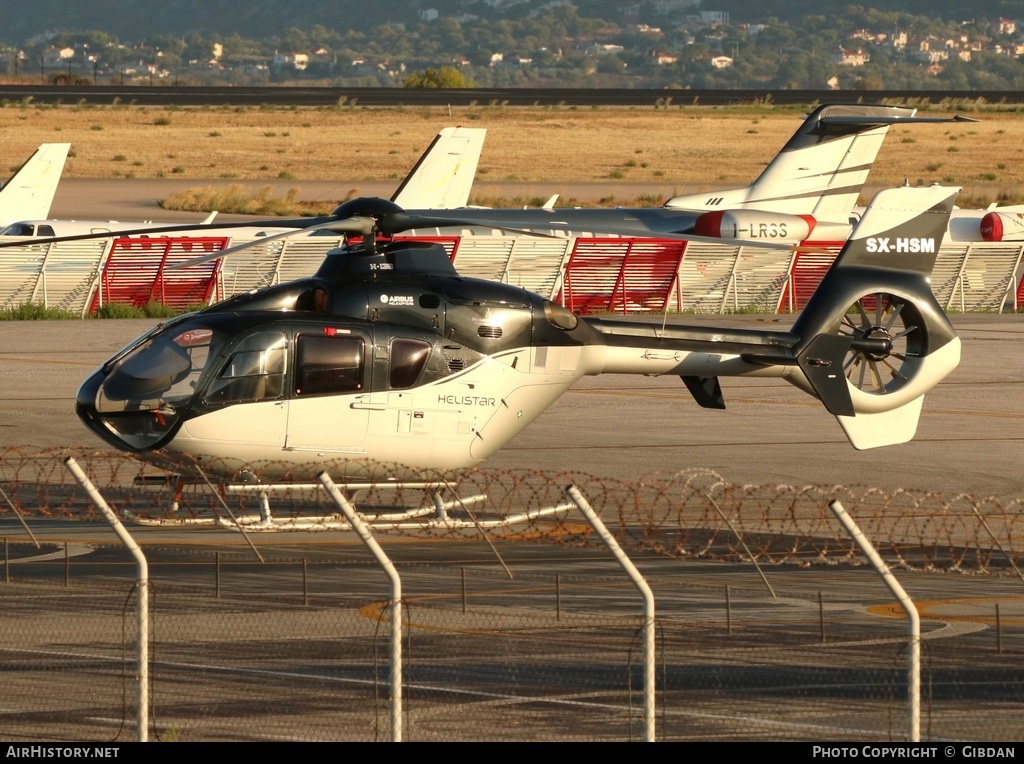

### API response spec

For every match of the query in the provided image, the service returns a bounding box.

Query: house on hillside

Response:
[834,47,869,66]
[649,50,678,66]
[273,52,309,71]
[42,46,74,66]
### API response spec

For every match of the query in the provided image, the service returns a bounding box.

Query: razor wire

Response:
[0,447,1021,574]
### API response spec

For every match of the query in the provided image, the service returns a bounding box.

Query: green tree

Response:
[596,53,627,74]
[279,27,310,53]
[403,65,473,88]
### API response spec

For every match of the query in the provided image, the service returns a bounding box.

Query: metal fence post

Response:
[64,457,149,743]
[829,500,919,742]
[319,470,403,742]
[566,484,655,742]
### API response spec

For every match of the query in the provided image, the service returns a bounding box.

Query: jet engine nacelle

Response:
[980,211,1024,242]
[693,210,816,243]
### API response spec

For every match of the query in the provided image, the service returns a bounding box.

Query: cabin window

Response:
[37,225,55,237]
[389,338,430,389]
[294,334,364,396]
[205,332,287,405]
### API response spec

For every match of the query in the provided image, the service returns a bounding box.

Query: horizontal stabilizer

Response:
[796,333,857,416]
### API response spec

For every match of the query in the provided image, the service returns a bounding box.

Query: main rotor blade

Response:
[166,217,376,270]
[0,216,336,250]
[0,194,804,257]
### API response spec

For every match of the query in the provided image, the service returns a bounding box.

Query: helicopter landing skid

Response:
[131,479,573,532]
[212,500,576,532]
[223,481,491,527]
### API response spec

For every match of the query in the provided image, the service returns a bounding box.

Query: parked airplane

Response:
[948,202,1024,243]
[0,143,70,227]
[393,104,971,244]
[0,127,485,241]
[76,185,960,483]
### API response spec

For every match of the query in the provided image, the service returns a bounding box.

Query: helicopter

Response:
[74,184,961,486]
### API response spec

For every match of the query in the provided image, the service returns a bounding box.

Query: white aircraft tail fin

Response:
[664,105,971,226]
[391,127,486,209]
[0,143,71,226]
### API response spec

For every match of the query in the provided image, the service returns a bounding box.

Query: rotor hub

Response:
[852,325,893,361]
[330,197,404,221]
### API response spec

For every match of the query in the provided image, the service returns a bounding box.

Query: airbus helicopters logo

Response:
[865,237,936,253]
[380,293,414,307]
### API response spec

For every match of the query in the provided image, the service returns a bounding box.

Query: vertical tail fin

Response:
[788,185,961,449]
[746,104,915,220]
[0,143,71,226]
[664,105,971,226]
[390,127,486,209]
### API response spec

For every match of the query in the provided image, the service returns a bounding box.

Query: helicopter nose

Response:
[76,370,104,432]
[75,367,182,452]
[76,369,130,451]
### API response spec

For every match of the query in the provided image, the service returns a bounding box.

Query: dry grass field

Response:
[1,100,1023,207]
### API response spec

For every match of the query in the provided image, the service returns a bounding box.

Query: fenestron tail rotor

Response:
[839,292,925,396]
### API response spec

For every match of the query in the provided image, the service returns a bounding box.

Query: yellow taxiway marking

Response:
[868,596,1024,625]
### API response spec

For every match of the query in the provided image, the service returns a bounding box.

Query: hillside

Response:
[3,0,1024,43]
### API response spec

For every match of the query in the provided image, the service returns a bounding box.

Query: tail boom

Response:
[580,186,961,449]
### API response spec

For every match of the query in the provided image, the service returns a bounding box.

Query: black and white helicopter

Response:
[74,184,961,503]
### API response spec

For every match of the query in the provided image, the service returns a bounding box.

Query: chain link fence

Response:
[1,448,1023,741]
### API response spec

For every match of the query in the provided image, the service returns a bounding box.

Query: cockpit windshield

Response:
[97,326,218,414]
[85,321,223,449]
[0,223,34,237]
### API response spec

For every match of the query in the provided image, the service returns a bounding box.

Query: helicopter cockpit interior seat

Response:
[313,287,329,313]
[291,286,329,313]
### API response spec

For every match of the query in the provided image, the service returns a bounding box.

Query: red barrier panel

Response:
[778,243,843,311]
[90,237,228,313]
[559,238,686,314]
